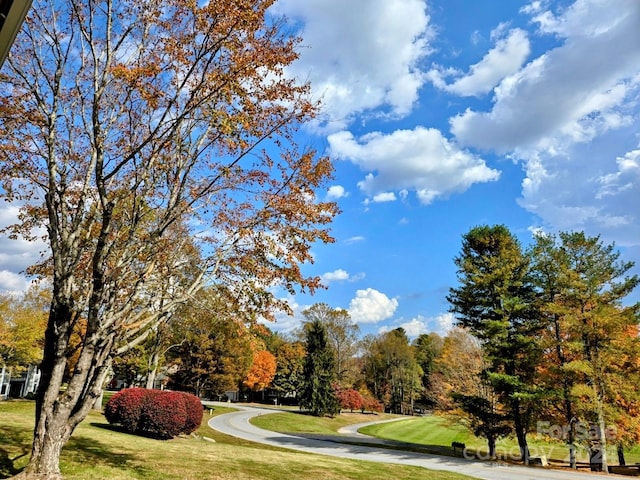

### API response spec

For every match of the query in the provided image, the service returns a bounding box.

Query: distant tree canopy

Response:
[244,350,277,392]
[0,286,48,370]
[360,328,422,415]
[301,303,360,385]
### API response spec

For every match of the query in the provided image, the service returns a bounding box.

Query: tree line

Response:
[447,226,639,472]
[2,226,638,473]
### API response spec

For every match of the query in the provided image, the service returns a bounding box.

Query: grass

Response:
[0,400,474,480]
[359,415,640,466]
[250,410,396,435]
[252,408,640,468]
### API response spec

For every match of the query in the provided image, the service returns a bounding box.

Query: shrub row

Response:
[105,388,203,439]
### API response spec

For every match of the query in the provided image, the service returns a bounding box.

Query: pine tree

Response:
[448,225,543,464]
[299,320,339,416]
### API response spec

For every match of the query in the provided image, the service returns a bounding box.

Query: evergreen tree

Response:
[413,332,443,406]
[299,320,339,416]
[448,225,543,464]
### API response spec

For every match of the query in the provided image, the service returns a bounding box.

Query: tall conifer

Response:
[300,320,339,416]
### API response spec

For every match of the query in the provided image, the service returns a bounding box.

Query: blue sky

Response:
[1,0,638,339]
[265,0,640,337]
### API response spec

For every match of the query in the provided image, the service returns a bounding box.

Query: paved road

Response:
[206,403,612,480]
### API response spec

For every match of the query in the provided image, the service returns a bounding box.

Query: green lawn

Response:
[249,410,396,435]
[0,400,474,480]
[360,415,640,465]
[252,409,640,467]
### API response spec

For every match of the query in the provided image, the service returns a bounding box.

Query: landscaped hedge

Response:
[105,388,203,439]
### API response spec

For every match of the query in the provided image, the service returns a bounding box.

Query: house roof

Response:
[0,0,32,68]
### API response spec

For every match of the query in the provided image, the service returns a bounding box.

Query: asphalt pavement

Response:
[206,403,616,480]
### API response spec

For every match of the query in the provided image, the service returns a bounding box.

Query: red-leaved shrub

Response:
[361,395,384,413]
[104,387,147,432]
[139,390,187,439]
[181,392,204,434]
[105,388,203,439]
[335,387,364,412]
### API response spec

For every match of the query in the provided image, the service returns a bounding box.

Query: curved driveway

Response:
[207,403,608,480]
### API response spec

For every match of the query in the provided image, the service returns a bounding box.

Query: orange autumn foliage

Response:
[244,350,277,391]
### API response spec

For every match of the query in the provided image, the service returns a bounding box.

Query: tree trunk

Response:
[513,416,530,464]
[13,300,114,479]
[487,435,496,460]
[565,396,577,469]
[617,444,626,466]
[18,407,73,480]
[512,402,530,465]
[146,346,160,389]
[568,439,577,470]
[146,367,157,390]
[596,401,608,473]
[515,428,530,465]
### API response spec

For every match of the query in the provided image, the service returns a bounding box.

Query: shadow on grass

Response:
[64,434,150,476]
[0,423,151,479]
[90,421,181,440]
[0,424,31,478]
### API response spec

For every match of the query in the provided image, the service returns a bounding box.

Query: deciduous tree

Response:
[166,288,256,398]
[529,232,581,468]
[0,1,336,476]
[244,349,276,392]
[270,337,305,402]
[430,328,484,411]
[334,386,364,412]
[0,287,48,370]
[302,303,359,384]
[531,231,639,473]
[361,328,422,414]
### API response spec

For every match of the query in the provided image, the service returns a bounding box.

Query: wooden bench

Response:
[451,441,466,455]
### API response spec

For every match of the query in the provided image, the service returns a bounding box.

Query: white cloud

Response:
[530,0,635,38]
[0,270,35,294]
[267,295,308,333]
[344,236,365,245]
[320,269,350,283]
[398,318,428,337]
[429,28,530,97]
[0,204,48,292]
[372,192,397,203]
[451,0,640,153]
[327,185,347,199]
[320,269,365,284]
[328,127,500,204]
[382,312,455,338]
[404,312,455,336]
[434,312,455,334]
[448,0,640,246]
[348,288,398,324]
[518,144,640,246]
[596,149,640,200]
[271,0,433,130]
